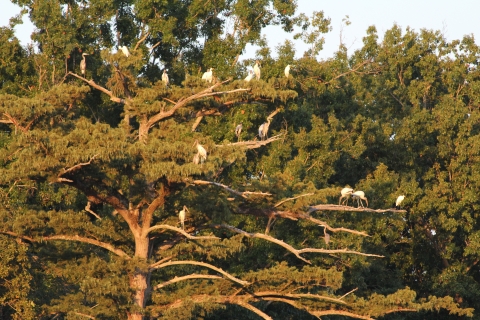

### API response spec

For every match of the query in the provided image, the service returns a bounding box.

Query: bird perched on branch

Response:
[179,205,189,230]
[235,123,243,141]
[395,195,405,210]
[80,52,89,76]
[120,45,130,57]
[162,69,169,87]
[285,64,291,78]
[202,68,214,83]
[352,191,368,208]
[244,70,254,82]
[339,187,354,206]
[253,60,261,80]
[193,140,207,164]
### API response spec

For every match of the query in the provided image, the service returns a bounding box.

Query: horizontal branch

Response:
[153,274,223,290]
[254,291,347,305]
[150,260,250,286]
[192,180,271,199]
[0,231,131,259]
[308,204,407,214]
[274,193,314,208]
[146,224,220,240]
[216,134,284,149]
[313,310,374,320]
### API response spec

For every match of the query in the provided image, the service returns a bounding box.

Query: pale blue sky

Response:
[1,0,479,60]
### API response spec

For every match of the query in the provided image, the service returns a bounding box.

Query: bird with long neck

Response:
[80,53,89,76]
[253,60,261,80]
[258,119,271,140]
[193,140,207,164]
[395,195,405,210]
[235,123,243,141]
[162,69,169,87]
[352,191,368,208]
[179,205,189,230]
[339,187,354,206]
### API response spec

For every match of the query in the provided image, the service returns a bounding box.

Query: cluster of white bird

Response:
[339,187,405,209]
[244,61,293,82]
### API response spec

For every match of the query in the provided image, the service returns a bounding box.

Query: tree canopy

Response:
[1,1,480,319]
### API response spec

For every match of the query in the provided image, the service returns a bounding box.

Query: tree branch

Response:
[192,180,272,199]
[308,204,406,214]
[150,260,250,286]
[274,193,314,208]
[0,232,130,258]
[233,300,272,320]
[313,310,374,320]
[215,134,284,149]
[153,274,223,290]
[68,72,128,105]
[146,224,220,240]
[57,154,98,182]
[254,291,347,305]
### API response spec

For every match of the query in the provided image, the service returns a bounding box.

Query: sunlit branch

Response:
[254,291,347,305]
[153,274,224,290]
[216,134,284,149]
[0,231,131,259]
[313,310,374,320]
[192,180,272,199]
[68,72,128,105]
[150,260,250,286]
[308,204,406,214]
[146,224,220,240]
[274,193,314,208]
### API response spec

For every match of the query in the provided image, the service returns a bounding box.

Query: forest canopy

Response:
[1,0,480,319]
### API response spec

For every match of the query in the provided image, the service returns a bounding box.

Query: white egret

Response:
[193,153,200,164]
[194,140,207,164]
[339,187,354,206]
[244,70,254,82]
[179,205,189,230]
[352,191,368,208]
[395,195,405,210]
[285,64,291,78]
[258,120,270,140]
[162,69,169,87]
[235,123,243,141]
[202,68,214,83]
[80,53,89,76]
[253,60,261,80]
[120,45,130,57]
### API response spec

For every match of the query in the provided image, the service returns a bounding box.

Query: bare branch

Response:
[146,224,220,240]
[274,193,314,208]
[85,201,102,220]
[339,287,358,300]
[150,260,250,286]
[134,31,150,51]
[68,72,128,105]
[153,274,223,290]
[308,204,406,214]
[0,232,131,258]
[58,154,98,181]
[192,180,272,199]
[313,310,374,320]
[254,291,347,305]
[216,134,284,149]
[234,300,272,320]
[71,312,95,319]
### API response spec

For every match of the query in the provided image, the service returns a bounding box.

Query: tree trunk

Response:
[128,233,151,320]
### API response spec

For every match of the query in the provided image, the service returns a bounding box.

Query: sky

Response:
[1,0,479,60]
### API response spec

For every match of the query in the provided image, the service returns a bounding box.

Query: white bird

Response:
[339,187,354,206]
[395,195,405,210]
[244,70,254,82]
[285,64,291,78]
[80,53,89,76]
[162,69,169,87]
[194,140,207,164]
[192,153,200,164]
[324,229,330,245]
[202,68,214,83]
[120,45,130,57]
[258,120,270,140]
[179,205,189,230]
[352,191,368,208]
[253,60,261,80]
[235,123,243,141]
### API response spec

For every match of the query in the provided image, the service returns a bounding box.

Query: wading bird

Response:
[285,64,291,78]
[202,68,214,83]
[162,69,169,87]
[352,191,368,208]
[339,187,354,206]
[235,123,243,141]
[194,140,207,164]
[120,45,130,57]
[395,195,405,210]
[253,60,261,80]
[244,70,254,82]
[179,205,189,230]
[80,53,89,76]
[258,119,271,140]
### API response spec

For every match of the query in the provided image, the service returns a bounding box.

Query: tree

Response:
[1,1,478,319]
